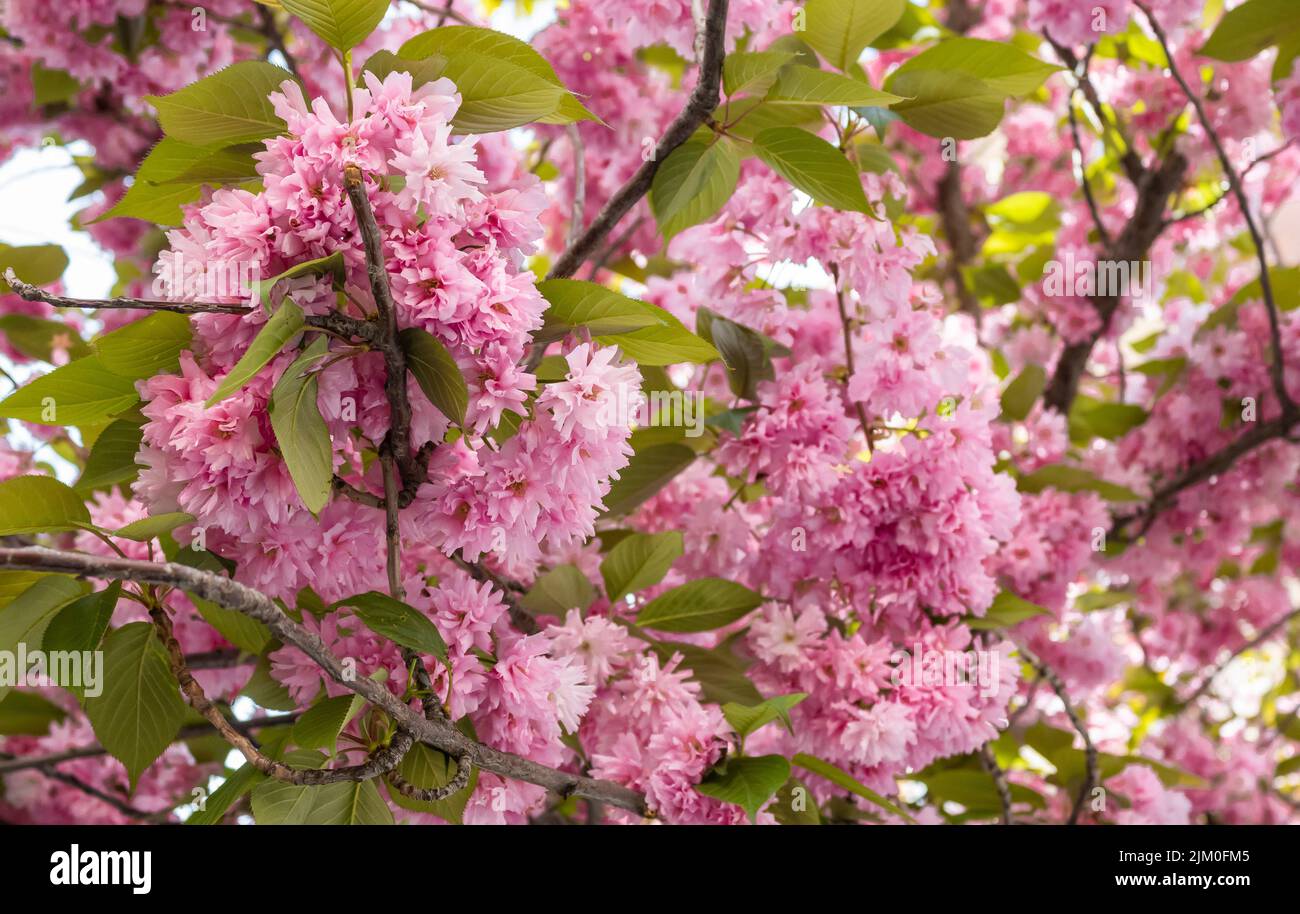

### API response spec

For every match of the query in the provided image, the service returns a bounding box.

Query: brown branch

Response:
[544,0,729,280]
[1046,36,1145,184]
[2,269,379,343]
[255,5,301,78]
[1136,1,1294,414]
[0,751,166,821]
[1019,645,1097,825]
[829,265,873,447]
[0,547,650,816]
[978,743,1014,825]
[1065,49,1113,249]
[149,593,410,785]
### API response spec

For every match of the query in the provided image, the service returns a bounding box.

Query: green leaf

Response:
[85,622,187,790]
[723,692,808,738]
[636,578,764,633]
[269,338,334,514]
[890,37,1060,97]
[536,279,670,341]
[307,778,395,824]
[772,777,822,824]
[696,308,772,400]
[205,300,305,407]
[386,741,478,823]
[884,70,1006,139]
[600,531,683,602]
[793,752,916,822]
[753,127,871,213]
[0,357,139,426]
[0,315,90,363]
[724,50,798,97]
[644,636,764,706]
[99,139,260,225]
[43,582,121,656]
[920,766,1045,816]
[293,693,364,752]
[360,49,449,88]
[252,252,346,312]
[1000,365,1046,422]
[281,0,390,52]
[187,757,267,825]
[520,565,596,617]
[0,690,69,736]
[802,0,906,71]
[147,61,294,146]
[965,590,1052,630]
[0,576,87,701]
[1068,397,1148,442]
[765,65,904,107]
[250,749,328,824]
[649,136,741,241]
[101,176,204,226]
[0,572,56,609]
[1200,0,1300,64]
[697,754,790,822]
[31,63,80,106]
[435,51,566,133]
[399,327,468,425]
[77,420,144,494]
[192,595,272,655]
[400,25,596,125]
[114,512,195,542]
[1017,464,1142,502]
[335,592,449,664]
[0,476,92,536]
[602,443,696,516]
[0,243,69,292]
[242,649,300,711]
[598,322,721,365]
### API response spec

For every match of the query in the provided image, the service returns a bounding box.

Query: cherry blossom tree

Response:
[0,0,1297,826]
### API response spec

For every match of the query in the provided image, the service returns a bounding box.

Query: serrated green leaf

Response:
[724,50,798,97]
[765,65,904,107]
[399,327,468,425]
[293,693,364,752]
[723,692,808,738]
[335,592,449,664]
[386,741,478,823]
[206,300,305,407]
[114,512,196,542]
[147,61,293,146]
[0,315,90,363]
[1000,364,1046,422]
[93,312,193,378]
[269,337,333,514]
[281,0,389,51]
[0,476,92,536]
[43,582,121,657]
[77,420,144,494]
[650,136,741,240]
[697,754,790,822]
[0,690,69,736]
[520,565,596,618]
[0,243,68,292]
[1200,0,1300,63]
[0,576,87,700]
[85,622,187,790]
[793,752,916,822]
[0,357,139,426]
[802,0,906,71]
[753,127,871,213]
[602,443,695,516]
[600,531,683,602]
[636,578,764,633]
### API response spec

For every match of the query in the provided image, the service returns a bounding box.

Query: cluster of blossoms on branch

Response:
[0,0,1298,828]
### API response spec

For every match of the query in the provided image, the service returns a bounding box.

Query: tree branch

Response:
[1018,646,1096,825]
[544,0,729,280]
[0,546,650,816]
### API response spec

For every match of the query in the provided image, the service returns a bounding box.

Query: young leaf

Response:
[269,337,334,514]
[801,0,906,72]
[0,476,93,536]
[723,692,808,738]
[281,0,390,52]
[0,357,139,426]
[600,531,683,602]
[114,512,196,542]
[696,308,772,400]
[765,65,904,107]
[723,50,798,97]
[520,565,596,617]
[335,592,449,664]
[636,578,764,633]
[76,420,144,494]
[293,693,365,752]
[536,279,668,342]
[753,127,871,214]
[399,327,468,425]
[696,754,790,822]
[649,135,741,241]
[43,582,121,656]
[85,622,187,790]
[0,243,69,291]
[965,590,1052,630]
[147,61,294,147]
[205,300,305,407]
[793,752,917,823]
[93,312,193,378]
[602,443,696,516]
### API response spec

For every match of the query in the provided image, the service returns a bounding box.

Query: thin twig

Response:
[566,124,587,249]
[1019,645,1097,825]
[978,743,1014,825]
